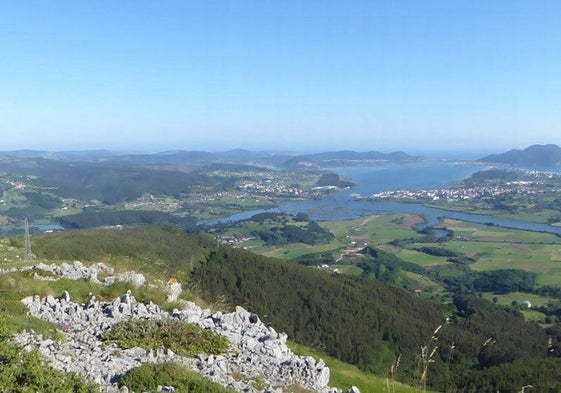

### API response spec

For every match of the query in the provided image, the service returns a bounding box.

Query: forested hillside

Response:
[480,144,561,166]
[32,226,561,392]
[192,244,557,391]
[0,157,217,204]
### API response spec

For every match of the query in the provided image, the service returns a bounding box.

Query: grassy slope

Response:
[288,341,438,393]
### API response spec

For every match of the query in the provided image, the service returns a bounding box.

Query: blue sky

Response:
[1,1,560,154]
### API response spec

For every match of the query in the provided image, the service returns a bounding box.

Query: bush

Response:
[103,319,228,357]
[122,362,235,393]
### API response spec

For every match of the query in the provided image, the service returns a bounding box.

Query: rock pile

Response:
[176,303,334,392]
[17,291,360,393]
[17,291,175,392]
[28,261,146,287]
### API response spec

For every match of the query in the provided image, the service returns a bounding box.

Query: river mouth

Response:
[202,195,561,237]
[201,161,561,237]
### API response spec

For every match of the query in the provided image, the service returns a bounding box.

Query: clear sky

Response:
[1,1,560,154]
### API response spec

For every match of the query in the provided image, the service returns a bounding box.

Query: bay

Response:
[207,161,561,236]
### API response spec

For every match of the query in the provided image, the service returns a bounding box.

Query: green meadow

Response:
[224,213,425,260]
[390,247,450,267]
[219,212,561,293]
[481,292,552,308]
[321,214,425,246]
[437,219,561,286]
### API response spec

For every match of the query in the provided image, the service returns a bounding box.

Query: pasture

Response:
[438,219,561,286]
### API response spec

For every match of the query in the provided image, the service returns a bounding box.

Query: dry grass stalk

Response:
[387,354,401,393]
[418,325,442,392]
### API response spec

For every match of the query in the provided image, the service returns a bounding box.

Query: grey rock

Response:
[46,294,57,307]
[116,271,146,287]
[60,290,71,303]
[166,281,182,302]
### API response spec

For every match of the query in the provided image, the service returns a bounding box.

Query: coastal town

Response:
[355,185,556,202]
[355,169,561,203]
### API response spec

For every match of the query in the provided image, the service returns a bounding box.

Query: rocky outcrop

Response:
[25,261,146,287]
[17,291,359,393]
[17,291,174,392]
[176,303,334,392]
[165,279,182,302]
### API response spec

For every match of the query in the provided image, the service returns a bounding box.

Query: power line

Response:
[24,217,33,261]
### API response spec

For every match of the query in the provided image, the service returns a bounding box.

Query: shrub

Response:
[103,319,228,357]
[121,362,235,393]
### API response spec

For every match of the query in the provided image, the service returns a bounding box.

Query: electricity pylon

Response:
[24,217,33,261]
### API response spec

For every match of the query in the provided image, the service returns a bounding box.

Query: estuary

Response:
[208,160,561,236]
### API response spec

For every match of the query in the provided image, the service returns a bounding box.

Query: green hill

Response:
[480,144,561,166]
[27,226,561,392]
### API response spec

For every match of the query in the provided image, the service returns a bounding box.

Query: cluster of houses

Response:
[359,184,561,203]
[237,181,304,197]
[124,193,181,212]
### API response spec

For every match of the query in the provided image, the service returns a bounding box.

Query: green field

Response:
[481,291,552,308]
[330,263,363,275]
[218,213,425,262]
[390,247,450,267]
[402,271,447,294]
[220,212,561,290]
[481,292,554,323]
[435,219,561,286]
[261,241,345,260]
[321,214,424,246]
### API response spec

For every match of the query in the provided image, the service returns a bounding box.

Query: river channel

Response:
[207,161,561,236]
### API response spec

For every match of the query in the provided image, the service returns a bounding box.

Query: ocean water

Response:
[277,160,486,220]
[334,161,485,195]
[205,160,484,224]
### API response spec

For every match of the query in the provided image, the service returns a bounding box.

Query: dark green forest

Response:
[56,210,197,229]
[250,219,334,246]
[193,244,555,391]
[0,158,218,204]
[316,172,355,188]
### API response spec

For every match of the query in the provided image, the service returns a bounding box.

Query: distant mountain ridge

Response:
[0,149,418,168]
[0,149,116,161]
[283,150,418,168]
[480,144,561,166]
[0,149,295,167]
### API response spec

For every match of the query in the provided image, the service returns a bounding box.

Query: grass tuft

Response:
[121,362,235,393]
[103,319,229,357]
